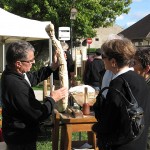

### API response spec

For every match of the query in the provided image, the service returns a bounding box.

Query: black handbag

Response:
[93,77,144,147]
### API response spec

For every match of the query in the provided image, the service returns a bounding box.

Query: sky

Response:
[115,0,150,29]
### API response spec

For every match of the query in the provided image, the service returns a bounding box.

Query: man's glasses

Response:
[20,58,35,64]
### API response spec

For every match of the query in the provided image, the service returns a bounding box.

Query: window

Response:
[95,38,99,41]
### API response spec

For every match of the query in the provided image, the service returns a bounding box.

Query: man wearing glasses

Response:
[0,41,68,150]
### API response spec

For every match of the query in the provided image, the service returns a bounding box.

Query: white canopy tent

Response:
[0,8,52,72]
[0,8,58,104]
[0,8,51,42]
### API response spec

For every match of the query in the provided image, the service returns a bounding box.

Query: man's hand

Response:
[50,87,68,102]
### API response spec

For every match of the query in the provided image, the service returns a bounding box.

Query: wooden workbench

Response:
[52,109,98,150]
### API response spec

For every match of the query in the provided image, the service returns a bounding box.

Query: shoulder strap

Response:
[100,77,138,107]
[146,77,150,84]
[120,77,138,107]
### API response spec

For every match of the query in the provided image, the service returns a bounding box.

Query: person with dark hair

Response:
[0,41,68,150]
[92,38,150,150]
[132,47,150,149]
[133,47,150,84]
[83,48,105,91]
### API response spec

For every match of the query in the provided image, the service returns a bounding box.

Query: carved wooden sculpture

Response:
[45,22,69,112]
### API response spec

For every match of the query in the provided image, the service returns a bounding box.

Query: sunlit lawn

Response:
[36,127,88,150]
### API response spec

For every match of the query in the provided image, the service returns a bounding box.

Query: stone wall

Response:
[89,24,123,48]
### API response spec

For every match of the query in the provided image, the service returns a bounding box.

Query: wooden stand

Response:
[52,109,98,150]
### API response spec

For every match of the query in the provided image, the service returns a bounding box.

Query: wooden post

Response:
[43,80,48,100]
[81,50,84,78]
[75,48,77,77]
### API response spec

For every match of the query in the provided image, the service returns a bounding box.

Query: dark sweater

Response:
[93,71,150,150]
[83,57,105,87]
[1,65,55,144]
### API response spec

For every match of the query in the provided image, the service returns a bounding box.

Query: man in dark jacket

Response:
[83,48,105,91]
[1,41,68,150]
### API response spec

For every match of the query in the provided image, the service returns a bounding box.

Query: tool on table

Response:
[82,87,90,115]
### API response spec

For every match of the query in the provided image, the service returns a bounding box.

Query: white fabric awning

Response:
[0,8,50,43]
[0,8,52,72]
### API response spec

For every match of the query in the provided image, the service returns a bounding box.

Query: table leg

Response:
[61,124,72,150]
[60,125,65,150]
[52,111,60,150]
[87,131,98,150]
[93,132,98,150]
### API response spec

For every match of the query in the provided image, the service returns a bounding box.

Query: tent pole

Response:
[2,42,5,71]
[49,39,53,91]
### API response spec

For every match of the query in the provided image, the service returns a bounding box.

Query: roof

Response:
[118,14,150,40]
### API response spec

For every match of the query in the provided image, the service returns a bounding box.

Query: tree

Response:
[0,0,132,39]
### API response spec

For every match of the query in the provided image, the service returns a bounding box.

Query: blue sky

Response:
[115,0,150,29]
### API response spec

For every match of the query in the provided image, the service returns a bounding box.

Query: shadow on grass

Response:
[37,125,52,150]
[36,124,88,150]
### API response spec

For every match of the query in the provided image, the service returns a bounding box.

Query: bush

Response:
[87,48,97,53]
[31,59,45,71]
[74,75,82,81]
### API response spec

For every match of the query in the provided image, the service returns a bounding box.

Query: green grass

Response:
[37,140,52,150]
[37,141,52,150]
[32,85,43,90]
[37,125,52,150]
[36,129,88,150]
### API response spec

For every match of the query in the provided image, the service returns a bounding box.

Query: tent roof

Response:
[119,14,150,40]
[0,8,50,43]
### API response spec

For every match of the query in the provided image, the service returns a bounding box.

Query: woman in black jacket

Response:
[93,38,150,150]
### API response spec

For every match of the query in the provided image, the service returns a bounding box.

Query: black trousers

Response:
[7,142,36,150]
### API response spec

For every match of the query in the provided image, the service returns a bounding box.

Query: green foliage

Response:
[0,0,132,39]
[74,75,82,81]
[31,59,45,71]
[87,48,97,53]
